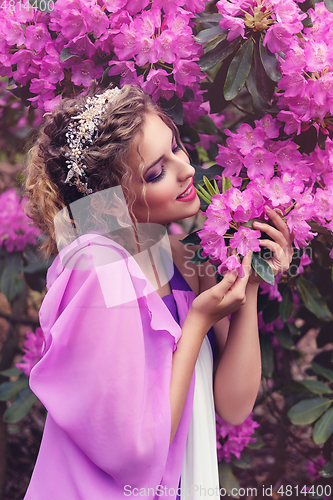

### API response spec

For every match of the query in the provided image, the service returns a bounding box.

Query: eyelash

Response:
[147,144,182,183]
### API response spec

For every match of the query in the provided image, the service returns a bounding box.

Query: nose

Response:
[174,152,195,183]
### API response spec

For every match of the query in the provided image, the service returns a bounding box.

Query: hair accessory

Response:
[64,87,122,196]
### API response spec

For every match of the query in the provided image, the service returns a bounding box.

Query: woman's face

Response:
[127,113,201,225]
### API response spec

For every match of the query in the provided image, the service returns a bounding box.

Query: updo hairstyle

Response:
[25,83,182,258]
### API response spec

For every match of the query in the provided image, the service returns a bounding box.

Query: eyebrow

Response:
[143,131,175,177]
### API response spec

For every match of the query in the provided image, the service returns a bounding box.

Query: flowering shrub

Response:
[216,412,259,462]
[16,327,44,377]
[197,113,333,279]
[0,0,206,124]
[276,3,333,136]
[0,189,40,252]
[217,0,307,50]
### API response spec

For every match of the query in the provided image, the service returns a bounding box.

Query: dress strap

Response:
[169,262,193,293]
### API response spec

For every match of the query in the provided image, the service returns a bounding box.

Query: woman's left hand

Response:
[251,206,293,284]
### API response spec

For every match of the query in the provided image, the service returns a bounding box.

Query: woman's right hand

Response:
[189,251,252,333]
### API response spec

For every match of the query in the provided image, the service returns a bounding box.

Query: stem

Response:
[230,101,252,115]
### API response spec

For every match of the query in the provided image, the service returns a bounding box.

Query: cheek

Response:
[146,182,176,207]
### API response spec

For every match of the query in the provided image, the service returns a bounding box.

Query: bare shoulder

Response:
[168,233,200,295]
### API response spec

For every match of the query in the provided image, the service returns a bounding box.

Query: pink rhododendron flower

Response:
[59,9,88,40]
[197,229,228,262]
[230,227,261,256]
[219,15,245,41]
[218,255,244,277]
[103,0,128,13]
[153,0,185,15]
[25,24,51,53]
[0,189,40,252]
[244,147,276,180]
[3,19,25,46]
[155,30,177,63]
[216,412,259,462]
[262,178,292,207]
[260,276,282,302]
[216,146,243,177]
[226,124,265,155]
[16,328,44,377]
[71,60,103,87]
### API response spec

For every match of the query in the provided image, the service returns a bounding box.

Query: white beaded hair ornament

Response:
[64,87,122,196]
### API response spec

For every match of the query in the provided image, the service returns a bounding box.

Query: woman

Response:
[24,83,292,499]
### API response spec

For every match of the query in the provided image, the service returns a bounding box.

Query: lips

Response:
[177,180,193,199]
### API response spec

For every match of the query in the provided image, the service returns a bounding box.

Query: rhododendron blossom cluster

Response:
[216,0,307,51]
[276,3,333,136]
[16,327,44,377]
[198,114,333,275]
[216,412,259,462]
[0,189,40,252]
[0,0,206,123]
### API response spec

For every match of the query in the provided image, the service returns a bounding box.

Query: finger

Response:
[241,251,252,278]
[259,240,290,271]
[265,206,292,243]
[253,220,287,249]
[217,270,238,293]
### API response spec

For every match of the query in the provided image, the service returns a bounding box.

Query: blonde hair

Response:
[24,83,182,258]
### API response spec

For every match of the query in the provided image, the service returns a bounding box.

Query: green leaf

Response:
[324,0,333,13]
[203,176,219,196]
[254,40,276,103]
[287,322,300,336]
[196,184,212,204]
[195,13,223,24]
[0,367,22,378]
[180,231,202,246]
[193,163,223,185]
[288,398,332,425]
[189,248,209,265]
[319,460,333,478]
[231,450,252,469]
[279,286,294,322]
[313,408,333,445]
[296,277,332,321]
[160,94,183,125]
[0,252,23,301]
[262,298,279,324]
[199,36,241,71]
[302,15,313,28]
[259,34,281,82]
[247,432,265,449]
[252,252,275,285]
[275,328,295,350]
[0,376,29,401]
[298,0,315,13]
[259,332,274,378]
[246,63,273,117]
[311,240,333,270]
[3,387,38,423]
[224,38,254,101]
[195,115,218,135]
[59,47,76,63]
[311,362,333,383]
[221,175,232,193]
[218,461,240,498]
[206,58,230,113]
[195,26,227,44]
[300,380,333,395]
